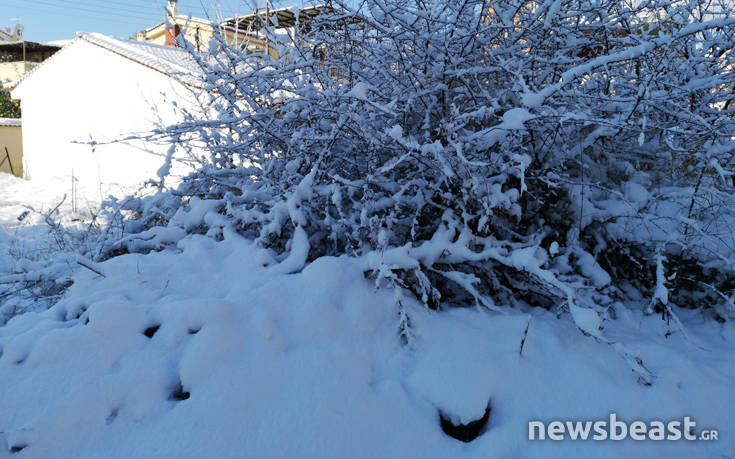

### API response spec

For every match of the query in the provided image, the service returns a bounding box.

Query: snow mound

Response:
[0,232,734,457]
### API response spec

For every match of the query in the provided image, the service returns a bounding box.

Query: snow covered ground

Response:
[0,173,128,260]
[0,174,90,279]
[1,172,734,458]
[0,173,135,322]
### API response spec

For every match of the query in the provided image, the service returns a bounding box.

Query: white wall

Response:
[13,40,200,198]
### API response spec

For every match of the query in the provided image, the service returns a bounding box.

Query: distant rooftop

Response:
[0,41,62,54]
[221,4,331,32]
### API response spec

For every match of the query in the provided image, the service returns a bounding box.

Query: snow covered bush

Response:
[115,0,735,333]
[0,196,109,324]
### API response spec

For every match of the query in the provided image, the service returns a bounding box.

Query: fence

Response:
[0,118,22,177]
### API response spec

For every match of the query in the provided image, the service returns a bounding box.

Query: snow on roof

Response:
[47,39,73,47]
[0,118,21,127]
[221,4,329,31]
[78,32,204,86]
[11,32,206,96]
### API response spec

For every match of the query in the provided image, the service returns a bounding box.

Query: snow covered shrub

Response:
[0,197,111,324]
[120,0,735,331]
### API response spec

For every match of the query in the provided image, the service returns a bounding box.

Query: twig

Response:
[519,315,531,356]
[76,256,106,278]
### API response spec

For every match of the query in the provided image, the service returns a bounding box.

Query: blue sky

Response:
[1,1,297,43]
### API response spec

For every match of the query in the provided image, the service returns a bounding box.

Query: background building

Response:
[0,40,61,86]
[136,1,327,59]
[0,22,61,86]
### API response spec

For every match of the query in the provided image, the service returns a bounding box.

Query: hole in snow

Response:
[439,402,491,443]
[10,445,26,454]
[14,358,25,365]
[143,325,161,339]
[169,382,190,401]
[188,327,201,335]
[106,407,119,425]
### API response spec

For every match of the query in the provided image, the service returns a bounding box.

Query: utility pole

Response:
[265,0,270,58]
[234,15,239,49]
[11,20,25,76]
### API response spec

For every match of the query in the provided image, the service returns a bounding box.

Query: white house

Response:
[10,32,205,196]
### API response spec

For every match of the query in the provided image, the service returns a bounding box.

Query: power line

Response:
[50,0,164,18]
[5,2,145,27]
[4,0,271,38]
[96,0,266,20]
[99,0,237,16]
[15,0,161,21]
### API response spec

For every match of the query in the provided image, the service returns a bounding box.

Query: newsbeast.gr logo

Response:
[528,414,719,441]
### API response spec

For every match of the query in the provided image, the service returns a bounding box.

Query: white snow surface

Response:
[0,118,21,127]
[500,108,532,130]
[0,174,98,265]
[0,173,138,320]
[0,174,734,458]
[46,40,72,47]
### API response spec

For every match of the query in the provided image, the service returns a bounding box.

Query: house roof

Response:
[221,4,330,32]
[0,41,61,54]
[12,32,206,96]
[80,33,203,84]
